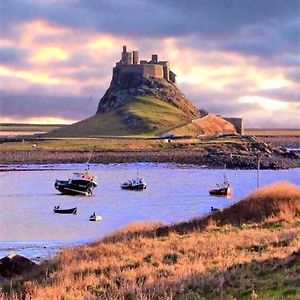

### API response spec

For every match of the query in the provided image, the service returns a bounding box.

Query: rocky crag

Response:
[96,71,199,119]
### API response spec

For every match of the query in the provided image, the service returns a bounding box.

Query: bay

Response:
[0,163,298,259]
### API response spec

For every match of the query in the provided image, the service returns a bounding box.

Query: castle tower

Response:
[163,66,170,81]
[121,45,127,63]
[151,54,158,63]
[121,45,132,64]
[169,70,176,83]
[133,51,139,64]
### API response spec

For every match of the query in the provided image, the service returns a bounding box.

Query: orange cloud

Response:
[31,46,69,63]
[0,116,75,125]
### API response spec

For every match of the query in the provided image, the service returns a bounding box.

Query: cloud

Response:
[0,46,29,67]
[0,0,299,127]
[1,0,299,38]
[0,90,98,121]
[255,87,300,103]
[287,70,300,83]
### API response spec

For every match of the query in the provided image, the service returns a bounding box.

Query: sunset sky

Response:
[0,0,299,127]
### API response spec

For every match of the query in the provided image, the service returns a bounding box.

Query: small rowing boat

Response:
[53,206,77,214]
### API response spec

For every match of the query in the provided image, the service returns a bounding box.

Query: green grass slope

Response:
[47,96,192,137]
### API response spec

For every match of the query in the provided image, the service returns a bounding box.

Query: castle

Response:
[113,46,176,83]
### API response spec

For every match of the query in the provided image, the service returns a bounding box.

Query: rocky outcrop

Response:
[0,254,38,278]
[96,71,199,118]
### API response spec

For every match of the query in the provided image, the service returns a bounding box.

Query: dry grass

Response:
[214,181,300,224]
[0,134,257,153]
[191,114,237,136]
[245,128,300,136]
[1,182,300,299]
[164,114,237,137]
[0,138,158,152]
[0,124,61,133]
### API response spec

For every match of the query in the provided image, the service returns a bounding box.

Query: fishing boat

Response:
[211,206,219,212]
[209,175,232,196]
[121,177,146,190]
[53,206,77,214]
[54,170,97,196]
[89,213,102,221]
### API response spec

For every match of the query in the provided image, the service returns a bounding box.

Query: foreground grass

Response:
[1,182,299,299]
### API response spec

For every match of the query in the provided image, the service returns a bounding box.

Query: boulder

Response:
[0,254,38,278]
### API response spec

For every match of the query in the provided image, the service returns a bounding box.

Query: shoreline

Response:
[0,148,299,170]
[1,134,299,170]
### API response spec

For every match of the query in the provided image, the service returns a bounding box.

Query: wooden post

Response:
[257,154,260,189]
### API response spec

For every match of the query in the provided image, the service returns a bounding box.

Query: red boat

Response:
[209,176,232,196]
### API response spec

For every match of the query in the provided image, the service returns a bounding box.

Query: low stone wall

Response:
[223,117,244,134]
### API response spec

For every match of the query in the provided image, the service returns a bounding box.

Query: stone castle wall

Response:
[116,64,164,80]
[143,64,164,79]
[117,46,175,83]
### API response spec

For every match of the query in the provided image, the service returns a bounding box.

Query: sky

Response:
[0,0,299,128]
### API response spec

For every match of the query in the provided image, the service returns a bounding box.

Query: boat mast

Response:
[85,149,94,171]
[256,154,260,189]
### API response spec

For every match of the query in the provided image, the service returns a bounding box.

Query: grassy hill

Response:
[48,96,192,137]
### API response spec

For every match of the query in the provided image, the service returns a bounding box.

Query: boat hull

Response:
[121,183,146,190]
[209,186,231,196]
[54,207,77,214]
[55,180,96,196]
[89,216,102,221]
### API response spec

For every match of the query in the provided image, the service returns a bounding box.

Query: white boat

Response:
[121,177,146,190]
[89,213,102,221]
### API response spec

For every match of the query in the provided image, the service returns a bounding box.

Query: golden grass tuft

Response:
[101,221,164,243]
[212,181,300,226]
[153,181,300,236]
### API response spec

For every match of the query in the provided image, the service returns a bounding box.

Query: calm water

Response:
[0,163,299,259]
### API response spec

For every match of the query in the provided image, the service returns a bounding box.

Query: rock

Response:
[96,71,199,118]
[0,254,38,278]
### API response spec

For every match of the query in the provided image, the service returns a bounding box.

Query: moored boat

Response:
[53,206,77,214]
[121,177,146,190]
[54,171,97,196]
[211,206,219,212]
[89,213,102,221]
[209,175,232,196]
